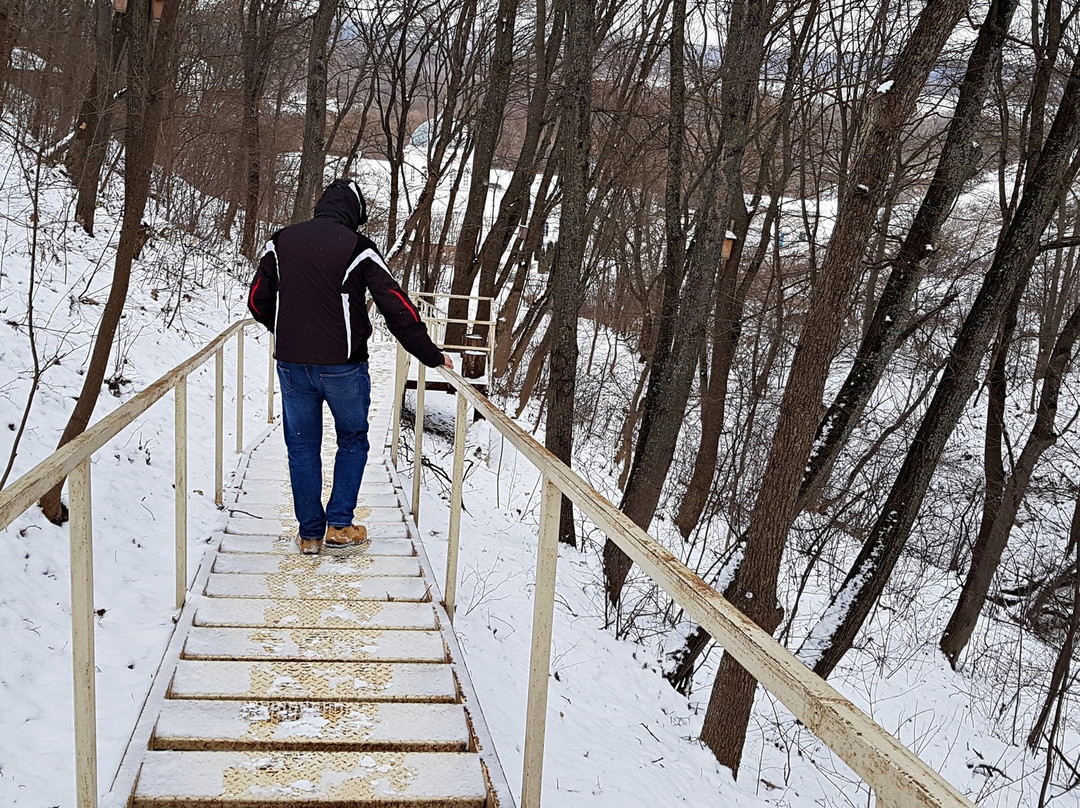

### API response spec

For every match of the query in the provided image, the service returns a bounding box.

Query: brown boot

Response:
[296,536,322,555]
[324,524,368,555]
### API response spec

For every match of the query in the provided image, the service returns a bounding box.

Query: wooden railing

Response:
[395,350,977,808]
[0,319,267,808]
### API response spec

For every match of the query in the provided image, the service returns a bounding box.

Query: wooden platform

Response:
[106,349,510,808]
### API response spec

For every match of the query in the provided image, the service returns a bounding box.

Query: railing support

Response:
[521,476,560,808]
[445,391,467,621]
[411,362,426,522]
[267,333,275,423]
[174,377,187,610]
[235,327,244,454]
[68,457,98,808]
[391,344,408,468]
[214,347,224,506]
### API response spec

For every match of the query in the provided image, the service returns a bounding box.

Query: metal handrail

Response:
[0,318,269,808]
[394,356,975,808]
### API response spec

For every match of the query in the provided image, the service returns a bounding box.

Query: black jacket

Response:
[247,180,444,368]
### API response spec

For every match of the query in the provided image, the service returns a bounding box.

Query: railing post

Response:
[521,476,560,808]
[391,344,408,468]
[486,310,496,379]
[68,457,98,808]
[411,362,426,522]
[445,390,467,621]
[235,326,244,454]
[174,377,188,610]
[267,333,275,423]
[214,346,224,506]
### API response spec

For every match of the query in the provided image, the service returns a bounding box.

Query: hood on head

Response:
[313,178,368,229]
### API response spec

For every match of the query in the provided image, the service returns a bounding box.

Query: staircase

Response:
[106,348,503,807]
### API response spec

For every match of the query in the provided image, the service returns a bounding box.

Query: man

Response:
[247,178,452,555]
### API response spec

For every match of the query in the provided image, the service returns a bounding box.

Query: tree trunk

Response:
[940,298,1080,666]
[1028,492,1080,751]
[802,49,1080,681]
[606,0,773,604]
[291,0,339,223]
[68,0,126,236]
[0,0,21,104]
[671,0,817,544]
[544,0,595,547]
[40,0,183,523]
[798,0,1018,505]
[239,0,284,258]
[444,0,525,346]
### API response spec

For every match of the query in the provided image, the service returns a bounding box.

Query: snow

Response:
[0,136,263,805]
[876,80,895,93]
[1,108,1078,808]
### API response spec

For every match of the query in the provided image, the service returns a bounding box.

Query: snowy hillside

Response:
[0,129,1076,808]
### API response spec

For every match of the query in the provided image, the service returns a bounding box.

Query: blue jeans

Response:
[276,362,371,539]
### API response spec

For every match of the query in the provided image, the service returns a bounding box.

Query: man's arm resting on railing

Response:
[352,245,451,369]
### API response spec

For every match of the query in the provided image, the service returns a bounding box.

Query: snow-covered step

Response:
[219,535,415,556]
[221,521,414,545]
[233,481,399,502]
[231,494,405,514]
[226,511,404,537]
[151,700,470,752]
[231,485,401,506]
[132,750,486,806]
[203,573,430,601]
[182,627,447,663]
[168,660,458,703]
[193,598,438,630]
[212,554,421,578]
[242,466,394,485]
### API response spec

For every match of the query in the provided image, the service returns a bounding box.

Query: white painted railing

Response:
[395,347,977,808]
[0,319,268,808]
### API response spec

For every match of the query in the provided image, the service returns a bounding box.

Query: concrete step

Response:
[182,627,447,663]
[212,554,421,578]
[219,535,415,556]
[193,599,438,631]
[168,660,458,703]
[151,700,469,752]
[203,573,430,602]
[132,750,486,806]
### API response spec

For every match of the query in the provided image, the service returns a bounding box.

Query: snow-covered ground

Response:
[1,125,1078,808]
[0,140,267,804]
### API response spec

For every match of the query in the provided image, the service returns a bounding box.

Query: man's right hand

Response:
[442,354,455,370]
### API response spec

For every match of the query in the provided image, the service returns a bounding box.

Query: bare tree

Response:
[801,47,1080,681]
[544,0,596,546]
[797,0,1020,507]
[40,0,184,523]
[606,0,776,603]
[291,0,341,222]
[698,0,968,774]
[239,0,285,258]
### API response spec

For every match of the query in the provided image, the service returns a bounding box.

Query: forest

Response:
[2,0,1080,803]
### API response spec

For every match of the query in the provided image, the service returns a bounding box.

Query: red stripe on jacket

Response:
[390,289,419,322]
[249,277,263,316]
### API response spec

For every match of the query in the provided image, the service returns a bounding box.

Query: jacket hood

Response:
[313,178,368,229]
